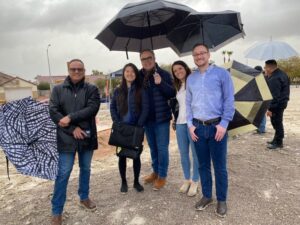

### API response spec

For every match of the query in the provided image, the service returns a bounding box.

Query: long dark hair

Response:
[171,60,191,91]
[117,63,142,116]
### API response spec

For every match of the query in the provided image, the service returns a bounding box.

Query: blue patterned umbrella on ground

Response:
[0,97,58,180]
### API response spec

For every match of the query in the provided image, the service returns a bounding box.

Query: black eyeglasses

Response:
[141,56,153,62]
[69,68,84,72]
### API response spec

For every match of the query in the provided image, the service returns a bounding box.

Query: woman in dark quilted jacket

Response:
[110,63,149,193]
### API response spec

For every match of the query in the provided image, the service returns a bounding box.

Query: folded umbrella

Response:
[0,97,58,180]
[223,61,273,136]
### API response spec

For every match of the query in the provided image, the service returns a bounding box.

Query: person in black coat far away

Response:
[264,59,290,150]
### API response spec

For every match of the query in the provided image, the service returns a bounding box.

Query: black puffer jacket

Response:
[267,68,290,110]
[139,64,176,123]
[49,76,100,152]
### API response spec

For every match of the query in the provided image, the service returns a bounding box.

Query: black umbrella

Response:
[167,11,245,56]
[96,0,196,57]
[0,97,58,180]
[223,61,272,136]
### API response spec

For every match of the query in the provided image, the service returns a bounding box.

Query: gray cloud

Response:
[0,0,299,79]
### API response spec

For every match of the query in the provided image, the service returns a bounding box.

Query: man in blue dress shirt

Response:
[186,43,235,218]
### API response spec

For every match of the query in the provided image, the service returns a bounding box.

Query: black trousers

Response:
[118,156,141,183]
[270,108,285,145]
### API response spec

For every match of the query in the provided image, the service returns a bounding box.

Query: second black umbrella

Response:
[167,11,245,56]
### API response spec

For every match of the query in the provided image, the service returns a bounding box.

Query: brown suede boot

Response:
[144,172,158,184]
[51,215,62,225]
[153,177,166,190]
[80,198,97,211]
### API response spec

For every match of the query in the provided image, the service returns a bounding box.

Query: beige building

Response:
[0,72,37,104]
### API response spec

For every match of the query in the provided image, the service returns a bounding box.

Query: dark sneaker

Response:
[80,198,97,211]
[195,196,213,211]
[267,143,283,150]
[121,181,128,194]
[215,201,227,218]
[133,182,144,192]
[254,130,265,135]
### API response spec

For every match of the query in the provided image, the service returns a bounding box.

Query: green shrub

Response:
[38,82,50,90]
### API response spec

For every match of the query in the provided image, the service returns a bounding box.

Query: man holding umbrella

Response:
[49,59,100,225]
[139,49,176,190]
[264,59,290,149]
[186,43,235,217]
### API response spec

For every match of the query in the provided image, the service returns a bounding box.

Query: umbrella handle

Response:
[6,156,10,180]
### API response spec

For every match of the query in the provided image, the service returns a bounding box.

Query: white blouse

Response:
[176,83,187,124]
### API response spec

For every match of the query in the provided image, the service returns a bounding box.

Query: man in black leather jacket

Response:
[265,59,290,150]
[49,59,100,225]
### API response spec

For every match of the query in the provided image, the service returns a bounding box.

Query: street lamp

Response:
[46,44,53,91]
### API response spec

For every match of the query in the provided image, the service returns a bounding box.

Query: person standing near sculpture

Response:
[264,59,290,149]
[186,43,235,217]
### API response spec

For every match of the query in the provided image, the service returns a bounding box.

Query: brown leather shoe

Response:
[80,198,97,211]
[153,177,166,191]
[51,215,62,225]
[144,172,158,184]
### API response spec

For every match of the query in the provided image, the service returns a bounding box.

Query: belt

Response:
[193,117,221,126]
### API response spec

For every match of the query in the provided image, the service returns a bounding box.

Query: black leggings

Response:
[118,156,141,183]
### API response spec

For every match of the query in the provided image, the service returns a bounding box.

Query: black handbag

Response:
[108,122,144,150]
[116,146,143,160]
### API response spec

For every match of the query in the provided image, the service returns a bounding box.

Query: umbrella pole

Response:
[125,38,130,59]
[147,11,154,50]
[200,20,205,45]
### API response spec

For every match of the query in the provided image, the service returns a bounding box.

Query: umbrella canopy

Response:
[96,0,195,54]
[223,61,273,136]
[167,11,245,56]
[110,68,123,78]
[244,40,299,60]
[0,97,58,180]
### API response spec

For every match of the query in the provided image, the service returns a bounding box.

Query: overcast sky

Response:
[0,0,299,80]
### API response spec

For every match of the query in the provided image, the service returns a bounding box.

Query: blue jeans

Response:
[52,150,94,215]
[258,115,266,133]
[176,124,199,182]
[145,121,170,178]
[193,120,228,201]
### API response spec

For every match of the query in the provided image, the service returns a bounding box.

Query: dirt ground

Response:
[0,88,299,225]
